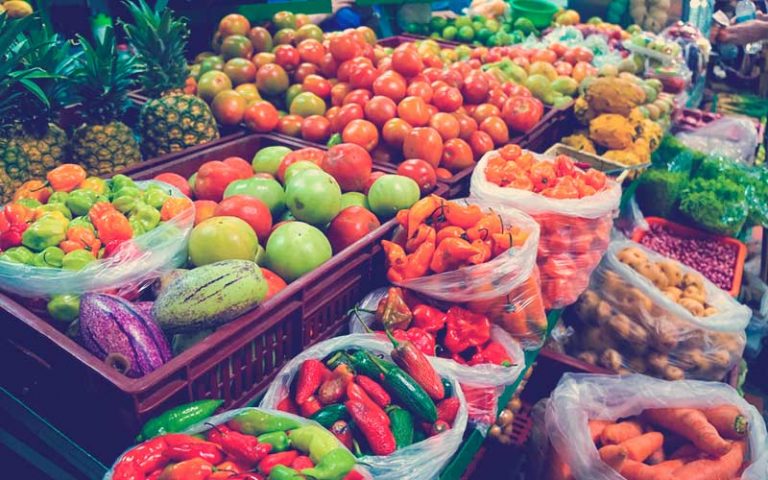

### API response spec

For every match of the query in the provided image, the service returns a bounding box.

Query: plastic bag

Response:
[676,116,759,164]
[0,181,193,298]
[470,151,622,309]
[565,240,750,380]
[544,373,768,480]
[349,288,525,430]
[391,198,547,347]
[260,334,468,480]
[104,407,370,480]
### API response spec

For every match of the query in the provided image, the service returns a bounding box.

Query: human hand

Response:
[432,10,459,19]
[719,20,768,45]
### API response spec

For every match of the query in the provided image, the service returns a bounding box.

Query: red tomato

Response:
[397,96,430,127]
[364,95,397,127]
[502,83,532,97]
[573,47,593,63]
[329,34,359,62]
[327,206,381,253]
[331,103,364,133]
[530,49,557,64]
[195,161,242,201]
[429,112,460,141]
[462,72,490,104]
[193,200,218,225]
[454,113,478,141]
[293,63,318,83]
[297,39,326,65]
[382,118,412,149]
[330,82,351,107]
[274,45,300,71]
[223,157,253,179]
[261,268,287,300]
[554,61,573,76]
[502,96,544,133]
[372,71,407,102]
[343,88,372,107]
[479,116,509,146]
[342,119,379,152]
[405,81,433,103]
[277,114,303,137]
[422,67,442,83]
[471,103,501,124]
[469,130,494,159]
[549,43,567,58]
[348,63,377,89]
[441,138,475,173]
[301,115,331,143]
[243,101,279,133]
[154,172,191,198]
[440,68,463,88]
[277,147,327,183]
[303,74,332,98]
[512,56,530,70]
[322,143,373,192]
[403,127,443,168]
[214,195,272,241]
[318,53,339,78]
[432,86,463,113]
[397,159,437,193]
[391,47,423,77]
[364,171,385,194]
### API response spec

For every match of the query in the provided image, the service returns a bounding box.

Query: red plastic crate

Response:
[631,217,747,297]
[1,133,445,462]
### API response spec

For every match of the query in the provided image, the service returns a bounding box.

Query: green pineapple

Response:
[69,26,143,176]
[123,0,219,158]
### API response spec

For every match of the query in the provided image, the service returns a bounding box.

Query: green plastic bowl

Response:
[511,0,559,29]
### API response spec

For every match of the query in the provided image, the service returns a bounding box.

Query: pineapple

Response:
[69,27,142,176]
[123,0,218,158]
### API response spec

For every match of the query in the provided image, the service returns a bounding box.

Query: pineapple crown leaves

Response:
[122,0,191,97]
[71,26,143,125]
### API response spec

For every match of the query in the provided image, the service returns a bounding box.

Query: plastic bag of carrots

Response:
[564,241,750,381]
[382,195,548,348]
[349,288,526,432]
[537,373,768,480]
[259,334,468,480]
[470,147,622,309]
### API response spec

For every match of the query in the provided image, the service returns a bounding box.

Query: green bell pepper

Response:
[16,198,41,209]
[62,250,96,271]
[69,216,94,232]
[230,410,301,436]
[130,202,161,231]
[0,246,34,264]
[269,465,302,480]
[47,295,80,323]
[300,448,356,480]
[110,174,136,193]
[36,203,73,220]
[32,246,65,268]
[66,189,98,217]
[113,195,138,215]
[288,426,338,463]
[143,188,170,210]
[138,399,224,441]
[22,214,68,251]
[257,431,291,452]
[48,191,69,205]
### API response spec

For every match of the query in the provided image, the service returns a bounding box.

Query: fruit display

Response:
[261,335,467,478]
[409,13,536,46]
[628,0,671,33]
[470,146,621,309]
[537,374,766,480]
[564,241,750,381]
[107,409,361,480]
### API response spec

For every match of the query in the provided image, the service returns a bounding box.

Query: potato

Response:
[681,285,706,304]
[658,260,682,287]
[577,351,598,365]
[663,365,685,380]
[647,352,670,373]
[574,290,601,323]
[599,349,623,371]
[679,297,704,316]
[663,286,683,302]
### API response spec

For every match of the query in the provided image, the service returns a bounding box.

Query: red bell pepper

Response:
[443,306,491,354]
[410,305,446,333]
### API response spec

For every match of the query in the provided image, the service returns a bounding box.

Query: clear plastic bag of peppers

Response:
[260,334,468,480]
[104,407,368,480]
[349,287,525,431]
[379,194,548,349]
[470,146,622,309]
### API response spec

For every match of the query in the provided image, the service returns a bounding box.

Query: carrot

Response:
[651,459,686,475]
[647,447,665,465]
[644,408,731,457]
[702,406,749,439]
[599,444,628,471]
[621,432,665,462]
[670,443,701,461]
[601,420,644,445]
[589,419,612,443]
[620,460,675,480]
[672,441,746,480]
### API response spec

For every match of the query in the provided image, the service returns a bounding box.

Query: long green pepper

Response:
[366,352,437,422]
[137,399,223,441]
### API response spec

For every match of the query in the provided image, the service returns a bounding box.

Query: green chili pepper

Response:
[66,189,98,217]
[367,352,437,422]
[143,188,170,210]
[68,216,94,232]
[47,295,80,323]
[137,399,224,441]
[61,250,96,271]
[130,202,161,231]
[36,203,73,220]
[48,191,69,204]
[269,465,302,480]
[231,410,301,436]
[22,214,68,251]
[300,448,356,480]
[0,246,34,264]
[16,198,41,209]
[110,174,136,193]
[288,425,338,463]
[257,431,291,452]
[327,133,342,148]
[112,195,138,215]
[387,405,414,448]
[32,246,65,268]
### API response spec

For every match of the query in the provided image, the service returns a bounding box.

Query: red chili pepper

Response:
[355,375,391,408]
[330,420,354,450]
[290,455,314,470]
[208,425,271,465]
[276,396,298,414]
[345,399,396,456]
[165,441,223,464]
[317,363,355,405]
[115,437,168,477]
[158,457,213,480]
[113,460,145,480]
[161,434,206,448]
[436,397,460,425]
[411,305,446,333]
[343,471,366,480]
[257,450,299,474]
[299,395,322,417]
[386,330,444,401]
[346,382,390,426]
[430,420,451,436]
[295,359,331,405]
[444,306,491,354]
[208,460,247,479]
[468,341,512,366]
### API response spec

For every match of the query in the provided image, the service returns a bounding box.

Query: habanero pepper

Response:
[89,202,133,244]
[466,213,503,242]
[0,224,28,250]
[80,176,108,195]
[295,358,332,406]
[395,209,408,229]
[430,237,476,273]
[61,249,96,270]
[405,224,435,254]
[529,161,556,192]
[31,246,65,268]
[317,363,355,405]
[406,195,440,238]
[375,286,412,331]
[22,212,68,252]
[411,305,446,333]
[47,164,87,193]
[382,239,434,283]
[66,188,99,217]
[16,197,41,209]
[345,398,396,456]
[5,202,34,225]
[34,202,72,220]
[491,232,512,258]
[355,375,391,408]
[386,330,444,401]
[160,197,193,221]
[13,180,51,204]
[158,457,213,480]
[0,245,33,264]
[130,202,161,232]
[144,187,170,210]
[257,450,299,474]
[442,202,483,229]
[444,306,492,354]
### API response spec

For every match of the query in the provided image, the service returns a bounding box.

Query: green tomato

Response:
[340,192,369,210]
[367,175,420,218]
[188,216,258,267]
[285,170,341,226]
[284,161,322,184]
[254,243,266,265]
[224,177,286,217]
[252,146,292,176]
[265,222,331,282]
[188,173,197,195]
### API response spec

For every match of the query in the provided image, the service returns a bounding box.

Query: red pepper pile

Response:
[369,287,513,366]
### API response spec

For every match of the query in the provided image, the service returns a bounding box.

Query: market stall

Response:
[1,0,767,479]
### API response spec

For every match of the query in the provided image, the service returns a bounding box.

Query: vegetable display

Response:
[565,241,750,381]
[471,147,621,309]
